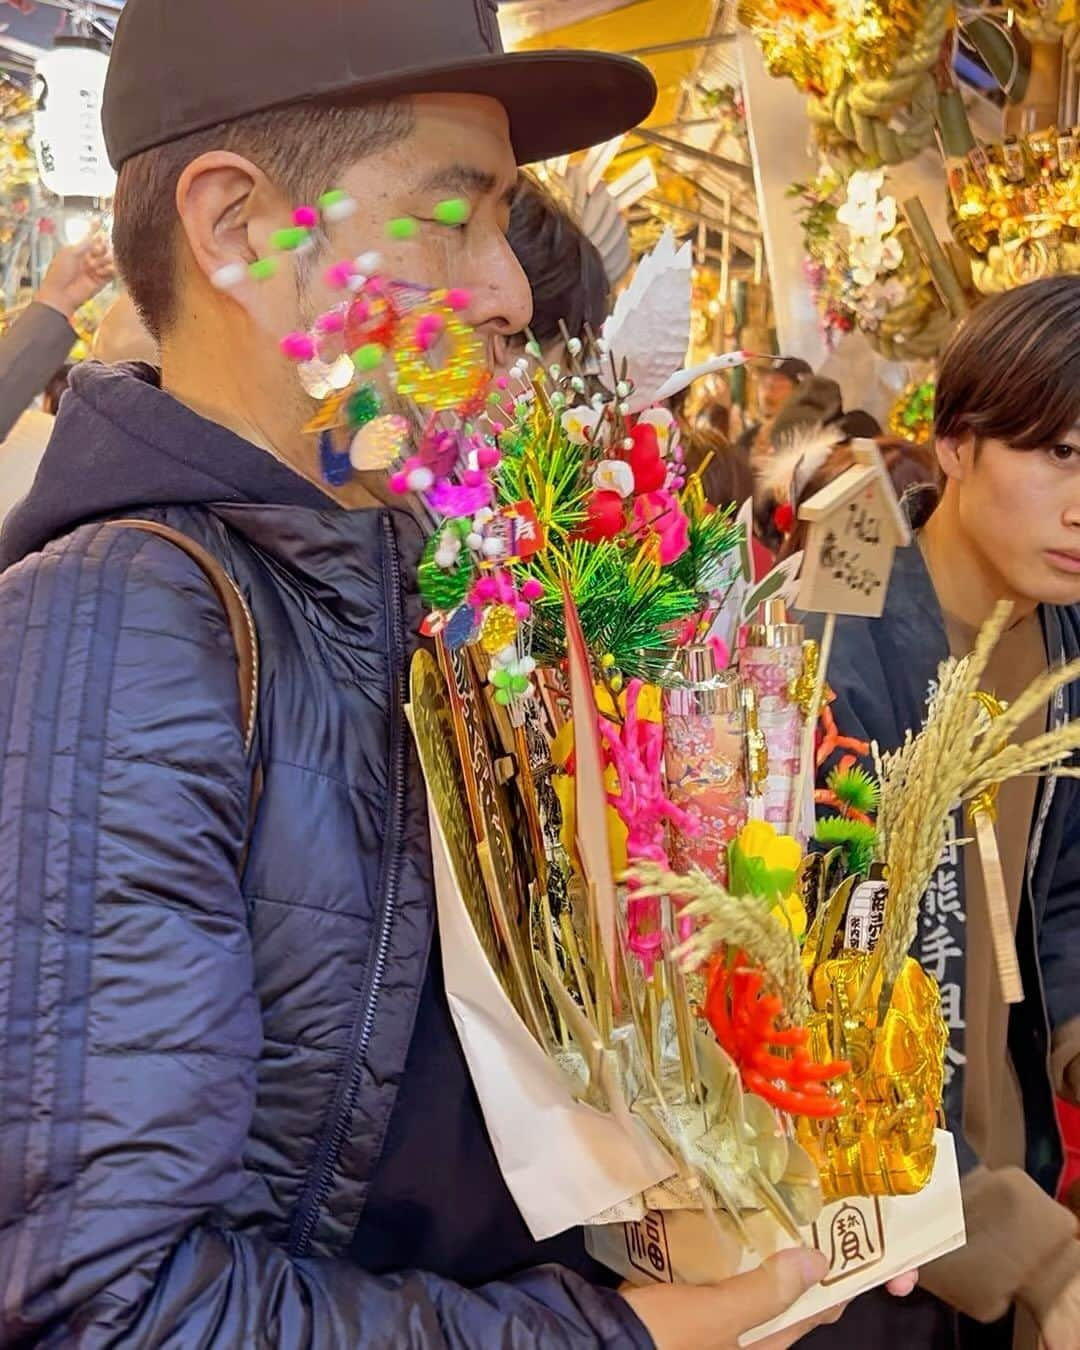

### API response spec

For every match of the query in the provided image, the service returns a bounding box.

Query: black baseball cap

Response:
[769,357,814,382]
[102,0,658,170]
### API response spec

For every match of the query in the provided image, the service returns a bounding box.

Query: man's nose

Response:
[461,232,532,340]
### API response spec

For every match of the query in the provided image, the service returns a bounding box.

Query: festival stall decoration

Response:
[945,117,1080,292]
[0,78,41,318]
[888,376,935,441]
[791,166,961,357]
[241,200,1080,1333]
[739,0,951,166]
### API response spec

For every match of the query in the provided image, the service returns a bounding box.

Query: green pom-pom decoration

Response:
[827,765,880,815]
[319,189,348,210]
[418,536,474,612]
[491,669,510,689]
[814,817,879,877]
[248,257,279,281]
[495,689,513,707]
[353,343,385,372]
[434,197,470,226]
[271,226,311,252]
[346,385,381,429]
[386,216,420,241]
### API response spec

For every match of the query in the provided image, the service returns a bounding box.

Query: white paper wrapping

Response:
[586,1129,965,1344]
[429,805,676,1241]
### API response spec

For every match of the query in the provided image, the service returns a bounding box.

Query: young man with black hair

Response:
[805,276,1080,1350]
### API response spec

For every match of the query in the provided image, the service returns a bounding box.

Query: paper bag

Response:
[586,1129,965,1344]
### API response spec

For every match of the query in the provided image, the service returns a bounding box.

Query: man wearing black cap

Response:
[737,356,813,461]
[0,4,857,1346]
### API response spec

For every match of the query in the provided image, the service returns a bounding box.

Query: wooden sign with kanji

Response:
[796,440,911,619]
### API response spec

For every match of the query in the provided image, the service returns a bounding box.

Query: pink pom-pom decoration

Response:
[446,288,470,312]
[415,313,445,352]
[476,447,501,469]
[281,332,317,362]
[389,472,409,495]
[495,376,510,391]
[315,310,346,336]
[462,468,485,488]
[521,578,544,601]
[293,206,319,229]
[325,260,358,290]
[513,601,531,620]
[471,577,499,605]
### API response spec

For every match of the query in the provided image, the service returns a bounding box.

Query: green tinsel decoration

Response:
[497,406,589,540]
[346,384,381,429]
[827,764,880,816]
[518,540,698,683]
[814,817,879,877]
[418,532,475,612]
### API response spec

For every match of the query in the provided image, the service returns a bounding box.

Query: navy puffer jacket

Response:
[0,364,651,1348]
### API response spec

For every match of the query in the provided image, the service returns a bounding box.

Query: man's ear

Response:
[175,151,281,297]
[935,432,973,484]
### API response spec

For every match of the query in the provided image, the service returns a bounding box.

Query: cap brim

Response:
[334,50,658,164]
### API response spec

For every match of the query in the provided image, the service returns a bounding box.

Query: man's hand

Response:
[622,1254,920,1350]
[1043,1269,1080,1350]
[621,1249,840,1350]
[36,236,115,321]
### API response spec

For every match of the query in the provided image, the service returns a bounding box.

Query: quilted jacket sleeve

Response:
[0,524,652,1350]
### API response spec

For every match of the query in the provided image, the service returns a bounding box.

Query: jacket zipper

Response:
[288,513,409,1256]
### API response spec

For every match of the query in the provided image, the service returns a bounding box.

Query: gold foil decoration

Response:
[796,953,946,1201]
[741,684,769,798]
[788,638,831,717]
[409,649,548,1042]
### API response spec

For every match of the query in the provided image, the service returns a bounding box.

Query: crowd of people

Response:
[0,0,1078,1348]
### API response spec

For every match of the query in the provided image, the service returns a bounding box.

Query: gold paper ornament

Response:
[393,298,487,410]
[480,604,519,654]
[795,953,946,1201]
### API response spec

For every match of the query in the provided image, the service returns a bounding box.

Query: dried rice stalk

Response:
[629,862,809,1022]
[872,601,1080,997]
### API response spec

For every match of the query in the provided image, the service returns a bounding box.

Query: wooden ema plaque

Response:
[796,441,911,620]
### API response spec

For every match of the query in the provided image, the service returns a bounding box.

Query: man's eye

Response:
[1048,444,1080,463]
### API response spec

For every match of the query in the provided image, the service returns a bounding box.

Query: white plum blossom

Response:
[561,406,603,444]
[592,459,636,497]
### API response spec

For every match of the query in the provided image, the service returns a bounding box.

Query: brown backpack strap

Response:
[106,519,259,755]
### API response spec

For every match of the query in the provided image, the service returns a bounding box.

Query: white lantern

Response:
[34,38,116,201]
